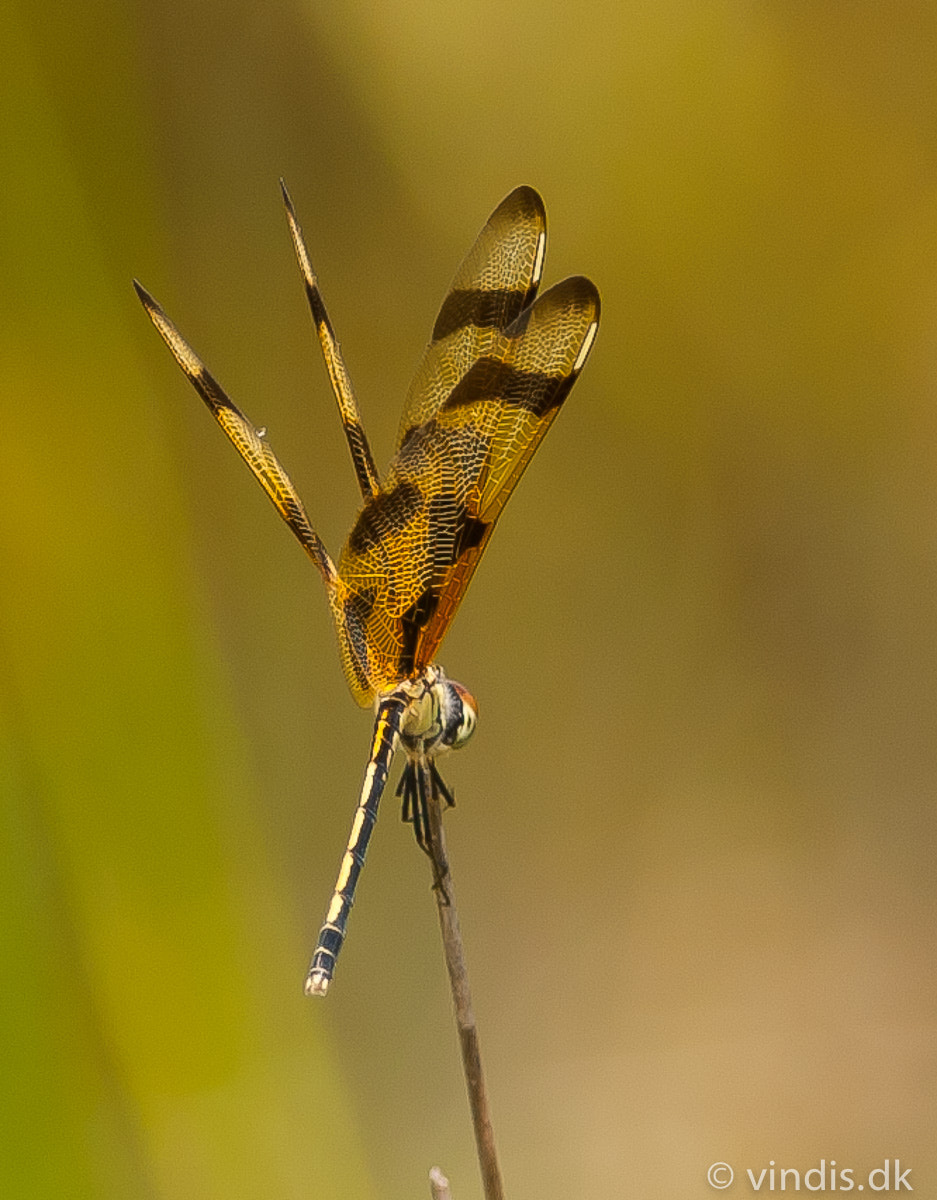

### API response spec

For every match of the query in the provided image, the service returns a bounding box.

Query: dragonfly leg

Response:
[429,761,456,809]
[418,761,451,904]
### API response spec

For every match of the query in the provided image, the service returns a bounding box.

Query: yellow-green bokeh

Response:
[3,3,937,1198]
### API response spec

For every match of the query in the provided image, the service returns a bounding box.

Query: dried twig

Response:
[424,766,505,1200]
[429,1166,453,1200]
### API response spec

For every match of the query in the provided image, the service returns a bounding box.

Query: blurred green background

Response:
[3,2,937,1198]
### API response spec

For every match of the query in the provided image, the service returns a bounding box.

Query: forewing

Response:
[336,275,599,698]
[412,275,600,669]
[394,186,546,453]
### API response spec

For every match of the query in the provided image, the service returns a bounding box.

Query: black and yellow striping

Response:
[304,692,406,995]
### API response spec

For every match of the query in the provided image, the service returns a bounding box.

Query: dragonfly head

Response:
[397,669,478,758]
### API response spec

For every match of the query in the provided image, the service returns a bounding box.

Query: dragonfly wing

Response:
[134,281,340,592]
[394,186,547,452]
[334,187,549,701]
[409,274,600,669]
[281,182,380,502]
[336,274,599,695]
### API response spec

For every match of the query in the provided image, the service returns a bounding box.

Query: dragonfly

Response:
[134,183,599,995]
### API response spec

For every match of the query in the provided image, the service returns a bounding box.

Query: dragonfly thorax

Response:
[394,667,477,761]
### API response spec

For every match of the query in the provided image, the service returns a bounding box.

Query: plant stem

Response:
[424,771,505,1200]
[429,1166,453,1200]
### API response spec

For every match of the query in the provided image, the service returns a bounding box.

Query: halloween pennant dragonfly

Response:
[135,184,599,995]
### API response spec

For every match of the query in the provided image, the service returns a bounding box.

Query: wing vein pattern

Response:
[337,187,599,703]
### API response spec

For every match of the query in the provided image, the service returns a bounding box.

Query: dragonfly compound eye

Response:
[448,681,478,750]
